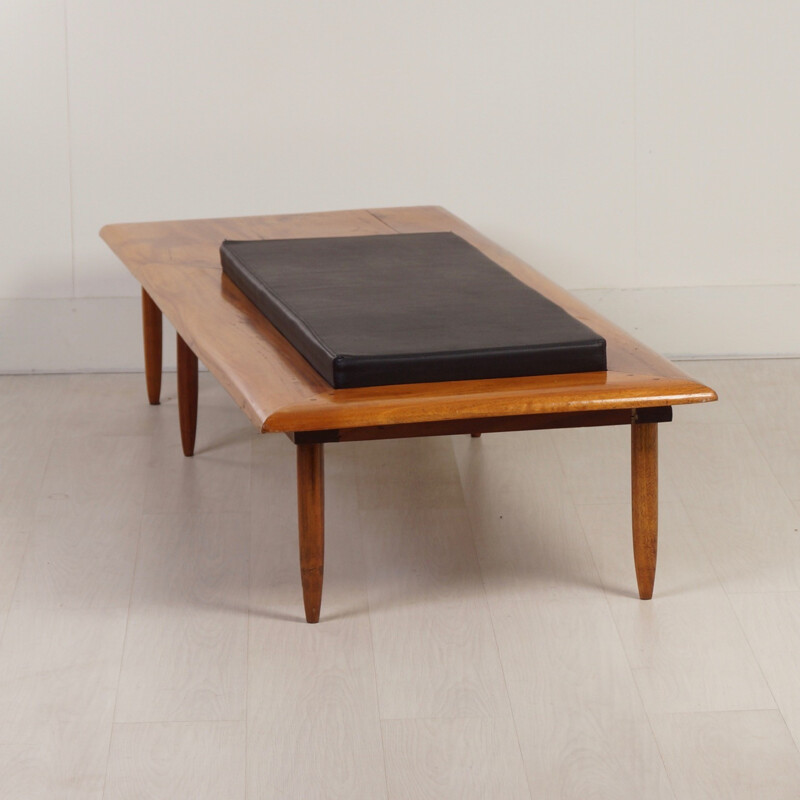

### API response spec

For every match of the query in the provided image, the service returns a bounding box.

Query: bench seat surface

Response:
[100,206,717,432]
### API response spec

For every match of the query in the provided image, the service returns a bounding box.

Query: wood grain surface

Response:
[1,366,800,798]
[104,721,246,800]
[631,422,658,599]
[141,288,162,405]
[100,207,716,433]
[297,442,324,623]
[177,333,198,457]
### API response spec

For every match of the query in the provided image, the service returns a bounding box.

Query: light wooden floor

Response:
[1,359,800,799]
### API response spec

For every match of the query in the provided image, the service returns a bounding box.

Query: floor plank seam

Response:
[0,434,59,651]
[448,435,535,800]
[669,448,788,732]
[99,495,145,798]
[244,442,254,800]
[365,593,392,799]
[0,525,32,647]
[562,437,679,796]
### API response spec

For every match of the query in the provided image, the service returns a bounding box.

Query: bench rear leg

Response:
[631,421,658,599]
[297,443,324,623]
[177,333,198,457]
[142,288,162,405]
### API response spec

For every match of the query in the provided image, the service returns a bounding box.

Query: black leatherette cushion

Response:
[219,232,607,389]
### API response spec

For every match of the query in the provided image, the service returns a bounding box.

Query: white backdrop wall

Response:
[2,1,799,371]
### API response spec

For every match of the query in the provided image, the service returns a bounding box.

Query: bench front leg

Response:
[177,333,198,457]
[141,288,162,405]
[631,421,658,599]
[297,442,325,623]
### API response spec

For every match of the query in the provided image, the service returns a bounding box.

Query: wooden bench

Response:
[101,206,717,622]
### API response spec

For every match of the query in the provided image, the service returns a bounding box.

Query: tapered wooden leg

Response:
[177,333,198,457]
[297,443,324,623]
[470,432,482,438]
[141,288,162,405]
[631,422,658,599]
